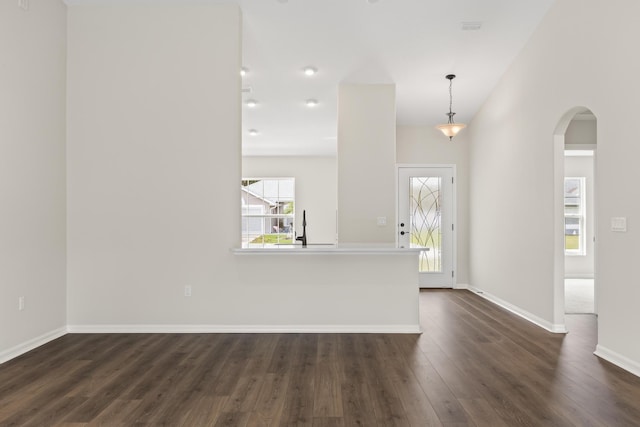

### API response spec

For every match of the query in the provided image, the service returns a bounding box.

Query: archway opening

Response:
[553,107,597,331]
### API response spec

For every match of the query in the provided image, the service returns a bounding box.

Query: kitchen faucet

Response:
[295,210,307,247]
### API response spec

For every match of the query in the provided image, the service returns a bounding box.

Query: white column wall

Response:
[337,84,396,243]
[470,0,640,373]
[66,3,243,326]
[0,0,67,361]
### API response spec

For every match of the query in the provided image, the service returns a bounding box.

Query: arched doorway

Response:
[553,107,597,330]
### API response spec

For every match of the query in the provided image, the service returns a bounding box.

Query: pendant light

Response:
[436,74,466,140]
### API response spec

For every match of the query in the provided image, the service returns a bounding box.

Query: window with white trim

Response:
[564,177,586,255]
[241,178,295,248]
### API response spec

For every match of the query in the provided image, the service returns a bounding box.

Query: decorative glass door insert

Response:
[410,177,442,273]
[398,166,454,288]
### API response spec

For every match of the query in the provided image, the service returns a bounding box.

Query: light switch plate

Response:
[611,217,627,232]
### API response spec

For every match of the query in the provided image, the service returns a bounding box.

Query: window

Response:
[241,178,295,248]
[564,177,586,255]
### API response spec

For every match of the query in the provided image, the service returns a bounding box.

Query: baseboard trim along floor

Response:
[595,344,640,378]
[468,286,567,334]
[66,324,422,334]
[0,327,67,365]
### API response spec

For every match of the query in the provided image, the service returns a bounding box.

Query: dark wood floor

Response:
[2,290,640,426]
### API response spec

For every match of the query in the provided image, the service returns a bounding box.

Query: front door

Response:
[398,166,455,288]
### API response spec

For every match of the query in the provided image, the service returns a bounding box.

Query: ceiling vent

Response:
[461,21,483,31]
[242,87,252,94]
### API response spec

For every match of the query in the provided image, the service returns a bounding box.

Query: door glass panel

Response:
[410,177,442,273]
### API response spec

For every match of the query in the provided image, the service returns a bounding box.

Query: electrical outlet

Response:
[611,217,627,232]
[18,0,29,11]
[18,296,25,311]
[184,286,192,297]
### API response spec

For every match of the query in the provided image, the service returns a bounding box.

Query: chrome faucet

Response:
[295,210,307,247]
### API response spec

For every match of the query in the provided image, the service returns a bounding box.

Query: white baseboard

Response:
[0,327,68,365]
[468,286,567,334]
[594,345,640,378]
[67,324,422,334]
[454,283,469,290]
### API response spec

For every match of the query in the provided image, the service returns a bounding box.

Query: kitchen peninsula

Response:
[232,244,420,333]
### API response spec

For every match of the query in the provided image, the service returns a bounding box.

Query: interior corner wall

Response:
[469,0,640,371]
[396,126,470,285]
[242,156,337,244]
[0,0,67,360]
[66,3,242,325]
[337,84,396,243]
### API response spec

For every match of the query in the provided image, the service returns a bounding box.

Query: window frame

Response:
[241,177,295,248]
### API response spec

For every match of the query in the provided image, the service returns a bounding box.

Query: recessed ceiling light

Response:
[248,129,259,136]
[306,99,318,107]
[240,67,248,77]
[246,99,258,108]
[303,66,317,76]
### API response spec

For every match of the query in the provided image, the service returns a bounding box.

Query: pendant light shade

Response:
[436,121,466,139]
[436,74,466,141]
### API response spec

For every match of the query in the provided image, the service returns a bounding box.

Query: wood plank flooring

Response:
[2,289,640,426]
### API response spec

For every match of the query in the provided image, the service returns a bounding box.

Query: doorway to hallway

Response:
[556,108,597,321]
[564,278,594,314]
[564,142,595,314]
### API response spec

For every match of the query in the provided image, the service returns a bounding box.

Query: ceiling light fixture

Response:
[240,67,248,77]
[305,99,318,107]
[303,66,317,76]
[436,74,466,141]
[246,99,258,108]
[248,129,259,136]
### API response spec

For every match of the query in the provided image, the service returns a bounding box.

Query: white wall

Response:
[0,0,67,362]
[66,4,417,332]
[470,0,640,374]
[397,126,470,286]
[564,154,595,278]
[242,156,337,243]
[67,3,242,326]
[338,84,396,243]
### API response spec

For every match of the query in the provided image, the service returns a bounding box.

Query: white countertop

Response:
[232,243,426,255]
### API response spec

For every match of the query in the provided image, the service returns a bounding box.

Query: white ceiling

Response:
[67,0,556,156]
[238,0,556,156]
